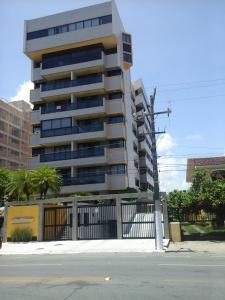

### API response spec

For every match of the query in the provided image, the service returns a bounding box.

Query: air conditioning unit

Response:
[56,106,61,110]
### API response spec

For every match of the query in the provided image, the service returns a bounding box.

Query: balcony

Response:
[30,97,105,124]
[30,123,106,146]
[60,174,107,194]
[106,123,126,139]
[40,73,104,99]
[60,173,128,194]
[105,75,123,91]
[106,98,124,115]
[30,88,41,103]
[32,67,41,81]
[29,147,127,169]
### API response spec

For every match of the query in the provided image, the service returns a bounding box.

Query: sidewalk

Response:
[168,241,225,253]
[0,239,169,255]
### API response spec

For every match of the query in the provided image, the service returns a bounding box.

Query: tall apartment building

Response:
[0,99,31,170]
[24,0,154,194]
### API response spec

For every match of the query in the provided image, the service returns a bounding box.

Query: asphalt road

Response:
[0,252,224,300]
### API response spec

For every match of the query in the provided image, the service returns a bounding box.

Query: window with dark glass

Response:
[123,43,132,53]
[105,48,117,55]
[123,53,132,63]
[42,117,71,130]
[107,115,124,124]
[106,69,122,77]
[108,92,123,100]
[122,33,131,43]
[110,164,126,174]
[27,15,112,40]
[109,139,125,148]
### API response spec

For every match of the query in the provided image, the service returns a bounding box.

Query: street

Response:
[0,252,224,300]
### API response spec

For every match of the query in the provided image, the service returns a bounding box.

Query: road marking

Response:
[0,263,62,267]
[159,263,225,267]
[0,276,110,284]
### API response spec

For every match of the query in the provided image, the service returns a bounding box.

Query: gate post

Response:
[162,201,170,239]
[116,196,122,239]
[38,202,44,242]
[72,199,78,240]
[3,202,8,242]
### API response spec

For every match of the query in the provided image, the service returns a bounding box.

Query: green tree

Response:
[32,166,62,199]
[167,190,189,221]
[199,178,225,225]
[6,169,34,201]
[0,169,12,204]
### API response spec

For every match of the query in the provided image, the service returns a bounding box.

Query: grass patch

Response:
[11,227,33,242]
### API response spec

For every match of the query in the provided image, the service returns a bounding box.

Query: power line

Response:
[157,93,225,103]
[157,82,225,93]
[155,78,225,88]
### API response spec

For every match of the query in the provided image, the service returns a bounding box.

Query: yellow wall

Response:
[7,205,39,241]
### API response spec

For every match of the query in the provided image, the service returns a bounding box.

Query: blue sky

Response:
[0,0,225,191]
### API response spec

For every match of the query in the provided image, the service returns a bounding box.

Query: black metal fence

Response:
[77,204,117,240]
[43,206,72,241]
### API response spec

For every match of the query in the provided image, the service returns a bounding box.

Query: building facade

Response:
[24,0,154,194]
[186,156,225,182]
[0,99,31,170]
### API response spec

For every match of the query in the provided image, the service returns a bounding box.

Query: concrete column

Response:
[72,200,78,240]
[3,202,8,242]
[38,202,44,242]
[162,201,170,239]
[170,222,182,242]
[116,197,122,239]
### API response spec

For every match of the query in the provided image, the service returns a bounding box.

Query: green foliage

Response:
[0,169,12,203]
[168,169,225,224]
[6,169,34,201]
[31,166,62,199]
[11,227,33,242]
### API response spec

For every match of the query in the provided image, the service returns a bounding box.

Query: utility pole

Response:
[133,88,171,250]
[150,88,171,251]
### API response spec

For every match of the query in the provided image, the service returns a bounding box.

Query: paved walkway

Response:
[168,241,225,253]
[0,239,169,255]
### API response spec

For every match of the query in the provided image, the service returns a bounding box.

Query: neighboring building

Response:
[133,80,154,192]
[0,98,31,170]
[24,0,154,194]
[186,156,225,182]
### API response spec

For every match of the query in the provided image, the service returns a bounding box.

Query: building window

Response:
[27,15,112,40]
[107,115,124,124]
[110,164,126,175]
[123,43,132,53]
[105,48,117,55]
[106,69,122,77]
[108,92,123,100]
[122,33,131,43]
[109,139,125,148]
[42,117,71,130]
[123,53,132,63]
[84,19,92,28]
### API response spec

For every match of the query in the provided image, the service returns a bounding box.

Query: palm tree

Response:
[6,169,33,201]
[32,166,62,200]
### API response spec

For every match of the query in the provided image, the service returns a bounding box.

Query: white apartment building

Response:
[24,0,154,194]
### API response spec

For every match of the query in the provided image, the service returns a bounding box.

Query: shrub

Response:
[11,227,33,242]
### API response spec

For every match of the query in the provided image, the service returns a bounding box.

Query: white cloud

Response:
[156,133,189,192]
[186,134,204,141]
[157,133,176,153]
[10,81,33,103]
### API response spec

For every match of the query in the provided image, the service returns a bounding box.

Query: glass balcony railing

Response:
[40,123,104,138]
[63,174,105,186]
[40,147,105,162]
[41,73,102,92]
[41,97,103,114]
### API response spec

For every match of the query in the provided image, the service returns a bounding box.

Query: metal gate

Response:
[78,204,117,240]
[43,206,72,241]
[122,202,155,239]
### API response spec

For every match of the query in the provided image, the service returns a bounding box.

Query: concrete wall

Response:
[6,205,39,241]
